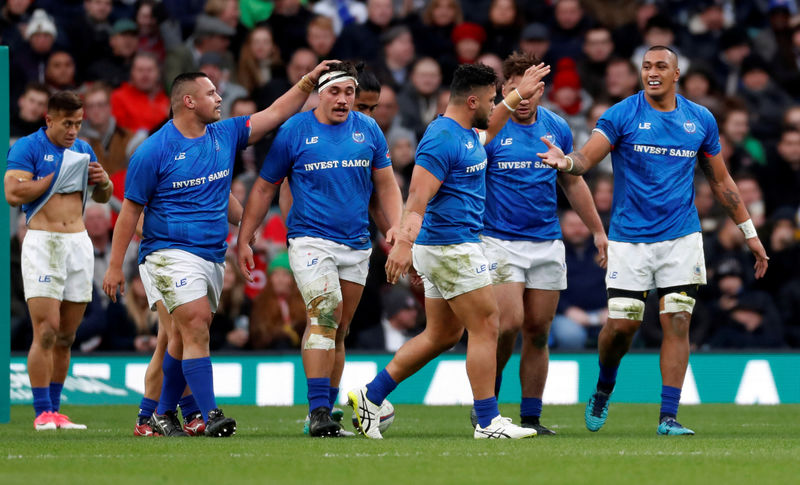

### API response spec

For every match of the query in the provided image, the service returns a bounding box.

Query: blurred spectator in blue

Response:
[398,57,442,140]
[604,57,639,103]
[86,19,139,87]
[374,25,415,91]
[408,0,460,83]
[737,54,793,144]
[305,15,336,62]
[10,82,48,146]
[312,0,367,35]
[708,259,784,349]
[551,209,607,349]
[333,0,395,64]
[578,26,614,99]
[10,9,58,102]
[548,0,590,62]
[482,0,522,59]
[164,13,236,93]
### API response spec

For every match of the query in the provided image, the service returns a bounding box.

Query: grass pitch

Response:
[1,403,799,485]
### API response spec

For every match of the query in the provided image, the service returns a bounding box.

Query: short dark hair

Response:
[356,67,381,95]
[502,51,540,80]
[450,63,497,100]
[780,126,800,140]
[22,82,49,98]
[646,45,679,60]
[320,61,359,83]
[48,91,82,114]
[170,72,209,106]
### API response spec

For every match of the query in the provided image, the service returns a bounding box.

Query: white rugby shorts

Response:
[21,229,93,302]
[288,237,371,304]
[140,249,225,313]
[606,232,706,291]
[412,242,492,300]
[481,235,567,290]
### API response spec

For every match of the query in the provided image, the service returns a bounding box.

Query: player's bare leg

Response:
[27,297,61,429]
[493,282,525,385]
[518,289,559,434]
[656,303,695,435]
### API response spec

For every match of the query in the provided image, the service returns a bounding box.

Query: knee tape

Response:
[300,273,342,329]
[608,297,645,321]
[661,292,696,315]
[304,333,336,350]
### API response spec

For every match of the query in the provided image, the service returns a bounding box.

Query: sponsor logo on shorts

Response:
[175,278,188,288]
[307,257,318,267]
[608,271,618,279]
[38,275,52,283]
[475,262,497,274]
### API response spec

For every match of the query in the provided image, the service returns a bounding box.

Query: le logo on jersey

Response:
[305,136,319,145]
[174,152,186,160]
[638,122,651,130]
[544,133,555,143]
[43,154,54,162]
[500,137,513,146]
[465,140,474,149]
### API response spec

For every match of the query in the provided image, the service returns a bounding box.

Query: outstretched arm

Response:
[247,61,335,144]
[699,152,769,278]
[483,63,550,145]
[537,131,612,175]
[238,177,280,281]
[558,172,608,268]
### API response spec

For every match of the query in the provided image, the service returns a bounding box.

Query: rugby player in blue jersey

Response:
[347,61,551,439]
[474,51,607,435]
[103,60,334,437]
[5,91,113,431]
[237,62,404,437]
[538,46,769,435]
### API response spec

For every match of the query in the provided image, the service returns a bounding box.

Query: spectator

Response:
[305,15,336,61]
[695,179,721,235]
[590,172,613,231]
[683,0,729,64]
[714,26,751,97]
[198,51,248,119]
[375,25,415,90]
[610,0,658,58]
[134,0,168,62]
[84,201,113,297]
[237,25,282,95]
[210,254,252,350]
[451,21,486,64]
[0,0,33,50]
[350,286,420,351]
[734,173,766,230]
[254,47,316,111]
[408,0,460,83]
[578,26,614,99]
[163,13,237,92]
[679,67,722,114]
[204,0,249,59]
[229,97,260,176]
[605,57,639,103]
[103,267,158,352]
[548,0,589,62]
[373,84,417,146]
[631,14,690,76]
[737,54,793,144]
[44,50,78,94]
[519,23,553,71]
[752,0,791,63]
[249,252,307,350]
[63,0,113,80]
[761,127,800,214]
[482,0,522,59]
[543,57,591,135]
[704,218,754,288]
[332,0,395,64]
[79,82,147,177]
[86,19,139,88]
[397,57,442,140]
[756,206,800,296]
[10,82,48,145]
[264,0,315,61]
[10,9,57,101]
[573,100,612,175]
[708,259,784,349]
[111,52,170,132]
[551,209,608,349]
[311,0,367,35]
[720,97,766,168]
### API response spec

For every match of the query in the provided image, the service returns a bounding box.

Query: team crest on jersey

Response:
[684,121,696,133]
[544,133,556,143]
[352,131,365,143]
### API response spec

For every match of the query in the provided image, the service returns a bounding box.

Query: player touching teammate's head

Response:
[46,91,83,148]
[170,71,222,123]
[354,66,381,116]
[501,51,541,123]
[642,45,680,102]
[449,63,497,129]
[315,60,359,125]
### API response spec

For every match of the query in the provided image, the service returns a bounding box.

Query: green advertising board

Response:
[1,46,10,423]
[9,353,800,407]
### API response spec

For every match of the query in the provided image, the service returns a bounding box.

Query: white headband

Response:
[317,70,358,93]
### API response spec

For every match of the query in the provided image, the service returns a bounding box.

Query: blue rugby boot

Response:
[585,390,611,432]
[657,417,695,436]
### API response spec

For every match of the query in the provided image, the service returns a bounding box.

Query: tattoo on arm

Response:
[570,152,589,175]
[720,187,742,217]
[699,156,717,184]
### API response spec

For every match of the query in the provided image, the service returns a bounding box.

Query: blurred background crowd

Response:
[4,0,800,353]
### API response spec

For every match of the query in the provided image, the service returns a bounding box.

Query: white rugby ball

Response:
[352,399,395,434]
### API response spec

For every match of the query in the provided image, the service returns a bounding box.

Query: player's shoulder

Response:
[677,94,716,121]
[133,122,172,157]
[538,106,572,132]
[351,110,381,132]
[9,129,43,155]
[421,116,457,141]
[70,138,94,155]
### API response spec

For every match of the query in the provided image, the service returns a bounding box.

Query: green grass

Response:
[1,404,799,485]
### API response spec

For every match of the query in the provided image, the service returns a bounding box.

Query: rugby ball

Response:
[352,399,395,434]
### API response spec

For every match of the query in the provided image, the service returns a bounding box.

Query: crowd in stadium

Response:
[5,0,800,353]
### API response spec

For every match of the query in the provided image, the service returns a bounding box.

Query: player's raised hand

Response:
[306,59,340,84]
[238,242,256,283]
[102,265,125,303]
[515,63,551,99]
[385,241,413,285]
[745,237,769,279]
[537,137,569,170]
[593,231,609,269]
